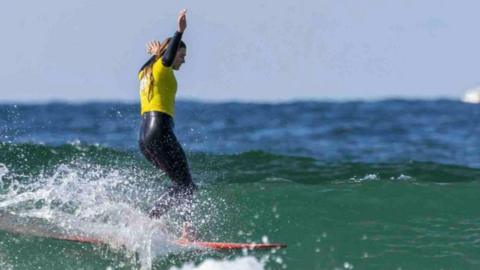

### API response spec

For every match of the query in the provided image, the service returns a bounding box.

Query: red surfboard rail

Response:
[176,239,287,250]
[53,235,287,251]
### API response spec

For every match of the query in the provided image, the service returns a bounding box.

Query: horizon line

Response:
[0,96,466,105]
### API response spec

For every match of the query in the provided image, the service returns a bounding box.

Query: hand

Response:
[146,40,162,55]
[177,9,187,33]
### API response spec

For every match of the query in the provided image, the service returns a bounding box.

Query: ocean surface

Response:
[0,100,479,270]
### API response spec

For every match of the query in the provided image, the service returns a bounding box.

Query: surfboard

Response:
[0,211,287,251]
[176,239,287,250]
[56,235,287,251]
[2,229,288,251]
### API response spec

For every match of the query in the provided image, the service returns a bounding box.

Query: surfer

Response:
[138,9,197,233]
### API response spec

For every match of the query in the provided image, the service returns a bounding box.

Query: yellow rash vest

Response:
[139,60,177,117]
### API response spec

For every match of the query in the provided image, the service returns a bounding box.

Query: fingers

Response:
[178,9,187,22]
[177,9,187,32]
[146,41,152,54]
[149,40,161,48]
[146,40,161,55]
[146,41,153,54]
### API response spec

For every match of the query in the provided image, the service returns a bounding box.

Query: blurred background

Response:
[1,0,479,102]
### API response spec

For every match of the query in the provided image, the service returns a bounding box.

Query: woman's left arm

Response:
[140,9,187,71]
[162,9,187,67]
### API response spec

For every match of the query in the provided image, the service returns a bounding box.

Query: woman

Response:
[138,9,196,222]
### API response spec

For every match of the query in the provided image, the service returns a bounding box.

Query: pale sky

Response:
[0,0,479,102]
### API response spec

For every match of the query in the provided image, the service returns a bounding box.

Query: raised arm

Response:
[162,9,187,67]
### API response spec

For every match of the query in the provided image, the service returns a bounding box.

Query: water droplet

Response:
[343,262,354,269]
[262,235,269,243]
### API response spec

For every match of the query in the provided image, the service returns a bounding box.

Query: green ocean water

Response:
[1,143,479,270]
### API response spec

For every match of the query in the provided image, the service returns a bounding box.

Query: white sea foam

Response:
[0,163,8,190]
[350,173,379,182]
[350,173,413,182]
[169,256,264,270]
[0,164,8,179]
[395,174,412,181]
[261,177,293,183]
[0,250,13,270]
[0,259,13,270]
[0,160,225,270]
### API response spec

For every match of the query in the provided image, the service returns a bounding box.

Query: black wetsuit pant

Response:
[139,111,196,220]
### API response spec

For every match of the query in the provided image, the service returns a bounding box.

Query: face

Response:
[172,47,187,70]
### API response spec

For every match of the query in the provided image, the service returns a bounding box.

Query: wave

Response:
[0,142,478,269]
[0,142,228,270]
[1,143,478,187]
[0,142,281,269]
